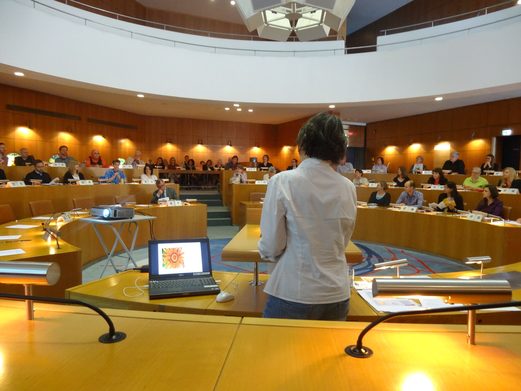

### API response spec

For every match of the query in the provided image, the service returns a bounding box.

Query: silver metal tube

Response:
[0,262,61,286]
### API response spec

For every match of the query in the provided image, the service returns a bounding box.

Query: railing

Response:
[24,0,521,56]
[379,0,517,36]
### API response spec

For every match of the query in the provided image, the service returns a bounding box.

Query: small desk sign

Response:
[78,180,94,186]
[493,171,503,176]
[499,188,519,194]
[245,167,257,172]
[141,179,156,184]
[49,163,66,167]
[255,180,268,185]
[404,206,418,213]
[430,185,445,190]
[120,164,133,169]
[167,200,183,206]
[368,183,378,188]
[362,169,372,174]
[7,181,26,187]
[467,213,484,222]
[422,170,433,175]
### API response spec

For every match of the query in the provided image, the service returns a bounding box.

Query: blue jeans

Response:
[263,295,349,321]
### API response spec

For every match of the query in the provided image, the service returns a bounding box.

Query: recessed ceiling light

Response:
[224,107,230,111]
[248,109,253,112]
[233,103,240,107]
[237,108,242,112]
[230,0,236,5]
[137,94,145,98]
[14,71,24,77]
[329,104,335,109]
[435,96,443,101]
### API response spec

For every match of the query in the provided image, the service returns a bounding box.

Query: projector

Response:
[90,206,135,220]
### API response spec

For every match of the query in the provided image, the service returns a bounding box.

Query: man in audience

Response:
[101,160,126,184]
[0,142,7,165]
[259,112,357,321]
[14,148,36,166]
[396,180,424,206]
[24,160,59,185]
[263,166,277,181]
[442,151,465,174]
[126,151,144,167]
[229,165,247,184]
[85,149,104,167]
[336,154,354,174]
[150,179,178,204]
[54,145,75,165]
[0,167,6,180]
[463,167,489,190]
[225,155,239,170]
[182,154,190,169]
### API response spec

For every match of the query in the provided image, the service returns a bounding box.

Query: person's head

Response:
[444,181,458,197]
[503,167,517,182]
[169,157,177,164]
[155,179,166,190]
[236,165,245,174]
[58,145,68,158]
[415,156,424,164]
[34,159,45,173]
[354,168,363,178]
[291,158,298,167]
[262,154,269,164]
[216,159,223,166]
[0,142,5,153]
[67,160,79,174]
[485,154,494,163]
[404,180,416,195]
[397,166,406,177]
[90,149,100,159]
[112,159,120,170]
[134,150,142,159]
[432,167,443,179]
[268,166,277,177]
[19,147,29,158]
[188,159,195,167]
[450,151,459,162]
[156,157,164,164]
[184,155,189,162]
[375,156,384,165]
[296,112,346,164]
[231,155,239,164]
[144,165,153,176]
[377,181,388,192]
[483,184,499,200]
[471,167,481,180]
[206,159,213,166]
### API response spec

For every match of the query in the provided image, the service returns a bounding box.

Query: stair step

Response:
[208,211,231,218]
[207,217,232,226]
[197,200,223,207]
[180,194,222,201]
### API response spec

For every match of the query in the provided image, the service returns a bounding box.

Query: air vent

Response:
[6,104,81,121]
[87,118,137,130]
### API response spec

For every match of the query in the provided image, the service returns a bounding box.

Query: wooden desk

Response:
[343,172,506,187]
[238,200,263,227]
[221,170,265,208]
[229,183,267,224]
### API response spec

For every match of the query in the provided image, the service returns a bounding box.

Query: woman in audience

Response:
[371,156,387,173]
[63,161,84,184]
[497,167,521,191]
[393,166,409,187]
[368,181,391,206]
[409,156,427,174]
[141,164,158,182]
[214,159,224,170]
[480,154,498,174]
[476,185,503,217]
[427,168,448,186]
[435,181,464,212]
[352,169,369,186]
[167,157,178,169]
[287,158,298,170]
[154,157,165,170]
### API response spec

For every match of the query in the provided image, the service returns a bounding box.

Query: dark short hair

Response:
[355,168,363,175]
[112,159,120,165]
[486,154,495,160]
[59,145,68,151]
[432,167,444,177]
[34,159,44,165]
[144,164,154,174]
[485,184,499,199]
[379,181,388,190]
[446,181,459,197]
[398,166,407,176]
[155,179,163,186]
[376,156,384,165]
[296,112,346,164]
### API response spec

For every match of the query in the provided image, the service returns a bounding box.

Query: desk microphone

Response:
[133,265,149,273]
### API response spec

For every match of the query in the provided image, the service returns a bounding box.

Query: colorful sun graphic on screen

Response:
[162,247,185,269]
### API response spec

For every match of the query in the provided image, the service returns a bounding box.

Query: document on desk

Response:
[0,249,26,257]
[0,235,22,241]
[5,224,39,229]
[357,290,452,313]
[32,216,52,220]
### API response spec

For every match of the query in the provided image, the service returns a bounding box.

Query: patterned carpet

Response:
[210,239,473,276]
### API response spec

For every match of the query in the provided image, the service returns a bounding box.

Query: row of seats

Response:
[0,194,138,223]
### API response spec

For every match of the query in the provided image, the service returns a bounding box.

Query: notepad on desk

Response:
[0,249,26,257]
[0,235,22,241]
[5,224,39,229]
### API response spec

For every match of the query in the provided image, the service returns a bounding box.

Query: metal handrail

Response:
[379,0,517,36]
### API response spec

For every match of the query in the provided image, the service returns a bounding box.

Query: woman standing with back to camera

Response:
[258,112,357,321]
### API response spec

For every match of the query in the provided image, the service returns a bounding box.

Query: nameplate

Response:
[158,197,169,206]
[167,200,183,206]
[141,179,156,184]
[120,164,133,169]
[368,183,378,188]
[362,169,372,174]
[403,206,418,213]
[57,212,73,223]
[430,185,445,190]
[49,163,66,167]
[493,171,503,176]
[422,170,432,175]
[7,181,26,187]
[467,213,484,222]
[255,180,268,185]
[246,167,257,172]
[78,180,94,186]
[499,188,519,195]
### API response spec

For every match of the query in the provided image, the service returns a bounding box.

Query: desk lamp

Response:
[345,278,514,358]
[465,256,492,278]
[0,261,126,343]
[373,259,408,278]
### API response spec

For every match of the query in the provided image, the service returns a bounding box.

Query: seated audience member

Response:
[85,149,104,167]
[24,160,59,185]
[409,156,427,174]
[63,161,85,184]
[434,182,464,212]
[154,157,165,170]
[167,157,179,169]
[0,168,6,180]
[352,169,369,186]
[0,142,7,165]
[182,155,190,169]
[393,166,409,187]
[480,154,498,174]
[442,151,465,174]
[463,167,489,190]
[230,165,248,184]
[141,164,157,182]
[225,155,239,170]
[185,158,196,170]
[205,160,214,170]
[427,168,448,186]
[258,154,273,170]
[476,185,503,217]
[54,145,75,165]
[287,158,298,170]
[150,179,177,204]
[199,160,207,170]
[368,181,391,206]
[497,167,521,191]
[396,180,424,207]
[263,166,277,181]
[372,156,387,174]
[101,160,126,184]
[14,148,36,166]
[214,159,224,170]
[336,155,354,174]
[126,151,145,167]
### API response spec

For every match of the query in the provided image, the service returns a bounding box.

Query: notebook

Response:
[148,238,220,299]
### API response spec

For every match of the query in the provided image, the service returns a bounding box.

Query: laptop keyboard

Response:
[150,278,218,292]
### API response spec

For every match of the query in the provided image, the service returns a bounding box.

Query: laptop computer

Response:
[148,238,220,299]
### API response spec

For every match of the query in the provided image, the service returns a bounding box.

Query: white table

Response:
[80,214,156,278]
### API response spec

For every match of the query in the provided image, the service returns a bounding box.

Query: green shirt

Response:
[463,176,488,189]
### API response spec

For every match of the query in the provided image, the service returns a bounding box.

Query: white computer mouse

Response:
[216,291,235,303]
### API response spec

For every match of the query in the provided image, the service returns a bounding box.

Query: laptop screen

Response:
[148,238,212,279]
